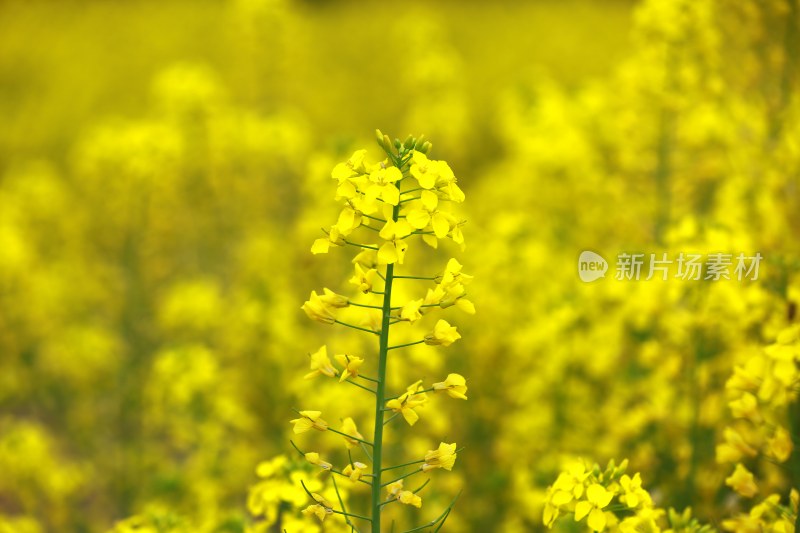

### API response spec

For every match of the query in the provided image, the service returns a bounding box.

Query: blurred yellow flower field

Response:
[1,0,799,532]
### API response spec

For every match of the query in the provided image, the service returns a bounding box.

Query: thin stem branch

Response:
[328,427,374,447]
[399,196,422,204]
[350,301,383,310]
[382,459,425,472]
[333,476,362,533]
[335,320,380,336]
[346,379,376,394]
[381,468,422,487]
[360,442,373,462]
[383,412,400,426]
[388,340,425,351]
[344,239,379,250]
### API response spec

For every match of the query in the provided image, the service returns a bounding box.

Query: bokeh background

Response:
[1,0,799,531]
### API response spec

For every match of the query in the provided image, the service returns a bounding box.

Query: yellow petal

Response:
[401,408,419,426]
[311,239,331,254]
[406,209,431,229]
[431,213,449,238]
[587,508,607,531]
[377,243,398,264]
[421,190,438,210]
[381,184,400,206]
[574,501,592,522]
[422,234,438,248]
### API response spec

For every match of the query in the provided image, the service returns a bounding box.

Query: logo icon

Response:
[578,251,608,282]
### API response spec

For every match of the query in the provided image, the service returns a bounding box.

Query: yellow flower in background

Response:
[302,492,335,523]
[422,442,457,472]
[304,345,338,379]
[334,353,364,382]
[290,411,328,434]
[574,484,614,531]
[618,473,650,508]
[716,427,758,464]
[331,150,367,182]
[385,479,422,508]
[304,452,332,471]
[399,299,424,322]
[399,490,422,508]
[311,226,345,254]
[386,381,429,426]
[729,392,761,422]
[340,417,363,449]
[432,373,468,400]
[366,165,402,206]
[335,205,363,235]
[301,291,337,324]
[349,263,379,293]
[342,461,368,482]
[318,288,349,308]
[767,426,793,463]
[726,464,758,498]
[424,319,461,346]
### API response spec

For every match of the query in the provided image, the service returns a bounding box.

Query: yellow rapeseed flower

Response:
[304,346,338,380]
[290,411,329,434]
[424,319,461,346]
[422,442,457,472]
[432,373,468,400]
[726,463,758,498]
[574,483,614,531]
[334,353,364,382]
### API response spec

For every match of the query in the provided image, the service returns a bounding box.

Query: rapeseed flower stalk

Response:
[292,131,472,532]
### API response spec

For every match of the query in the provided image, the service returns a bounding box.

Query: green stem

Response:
[382,459,425,472]
[383,412,400,426]
[350,301,383,310]
[399,196,422,204]
[328,427,374,447]
[346,379,376,394]
[335,320,380,336]
[371,202,400,533]
[332,477,361,533]
[381,468,422,487]
[388,340,424,351]
[344,239,379,250]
